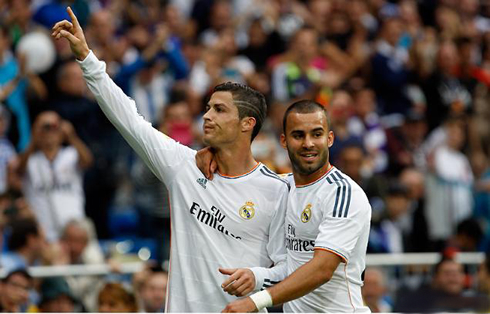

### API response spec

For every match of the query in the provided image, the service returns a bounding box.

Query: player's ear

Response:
[280,134,287,149]
[327,130,334,148]
[241,117,256,133]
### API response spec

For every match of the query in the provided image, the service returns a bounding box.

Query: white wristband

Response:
[249,290,273,311]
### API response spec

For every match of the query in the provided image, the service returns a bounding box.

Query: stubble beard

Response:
[288,148,329,176]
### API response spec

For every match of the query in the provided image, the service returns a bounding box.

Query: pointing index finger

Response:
[67,7,81,29]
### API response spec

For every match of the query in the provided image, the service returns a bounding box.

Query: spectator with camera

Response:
[10,111,93,242]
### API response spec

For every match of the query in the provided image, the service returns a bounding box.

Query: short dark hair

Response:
[98,282,137,312]
[3,268,32,283]
[283,100,330,133]
[433,257,458,275]
[213,82,267,141]
[8,218,39,251]
[456,218,483,244]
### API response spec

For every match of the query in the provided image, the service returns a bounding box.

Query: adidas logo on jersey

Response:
[196,177,208,189]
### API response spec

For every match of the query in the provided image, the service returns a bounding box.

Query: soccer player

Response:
[52,8,288,312]
[221,100,372,313]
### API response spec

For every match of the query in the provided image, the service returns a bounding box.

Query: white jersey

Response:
[283,167,371,313]
[78,51,288,313]
[23,147,85,242]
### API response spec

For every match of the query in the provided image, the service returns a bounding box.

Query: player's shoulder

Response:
[323,167,371,213]
[255,164,291,191]
[324,168,363,191]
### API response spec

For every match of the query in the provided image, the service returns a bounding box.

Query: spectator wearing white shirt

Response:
[11,111,93,242]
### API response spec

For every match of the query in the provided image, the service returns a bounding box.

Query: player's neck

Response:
[293,162,333,186]
[214,146,257,177]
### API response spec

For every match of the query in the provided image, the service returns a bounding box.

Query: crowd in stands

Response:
[1,0,490,312]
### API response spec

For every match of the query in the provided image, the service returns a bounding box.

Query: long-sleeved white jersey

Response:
[78,51,288,312]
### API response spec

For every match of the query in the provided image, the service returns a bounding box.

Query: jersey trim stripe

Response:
[334,171,352,217]
[314,246,348,263]
[344,264,355,312]
[263,279,280,288]
[338,179,347,217]
[217,162,260,179]
[260,168,290,188]
[164,193,173,313]
[330,171,352,218]
[295,165,334,188]
[332,180,342,217]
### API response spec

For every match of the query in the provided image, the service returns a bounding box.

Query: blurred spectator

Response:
[190,27,254,99]
[434,5,462,40]
[362,267,392,312]
[422,40,473,131]
[38,277,81,313]
[472,152,490,249]
[399,167,431,252]
[161,100,199,148]
[271,26,329,103]
[199,0,235,47]
[115,24,189,126]
[371,17,411,116]
[336,144,386,207]
[347,88,388,173]
[131,99,197,263]
[45,60,123,240]
[0,105,15,194]
[0,25,30,151]
[238,17,286,71]
[477,253,490,300]
[0,217,48,272]
[425,116,474,248]
[446,218,484,252]
[385,110,428,174]
[98,282,137,313]
[134,266,168,312]
[56,219,104,312]
[48,61,98,137]
[0,189,33,223]
[85,9,126,72]
[0,269,33,312]
[394,257,481,312]
[11,111,93,242]
[369,182,411,253]
[58,219,104,265]
[328,90,363,164]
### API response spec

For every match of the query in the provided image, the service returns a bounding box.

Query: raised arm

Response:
[52,7,195,185]
[222,250,340,312]
[61,120,93,169]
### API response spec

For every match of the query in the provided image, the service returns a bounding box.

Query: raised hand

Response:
[195,147,218,180]
[60,120,76,142]
[51,7,90,60]
[219,268,256,297]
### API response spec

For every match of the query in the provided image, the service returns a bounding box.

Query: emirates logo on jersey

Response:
[301,204,312,223]
[239,201,255,220]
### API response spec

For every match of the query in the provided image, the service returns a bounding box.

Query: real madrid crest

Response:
[239,201,255,220]
[301,204,312,223]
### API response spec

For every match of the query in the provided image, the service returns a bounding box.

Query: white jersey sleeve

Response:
[249,175,289,291]
[77,51,195,186]
[314,175,371,263]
